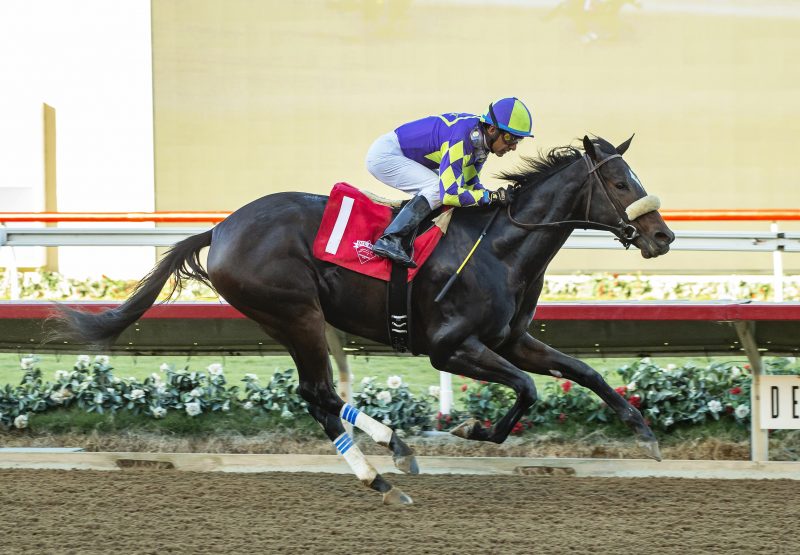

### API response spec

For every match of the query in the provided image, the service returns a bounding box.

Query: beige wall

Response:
[151,0,800,273]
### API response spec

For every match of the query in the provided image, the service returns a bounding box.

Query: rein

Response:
[506,152,641,248]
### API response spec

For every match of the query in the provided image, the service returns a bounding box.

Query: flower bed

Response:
[3,355,797,436]
[2,269,797,302]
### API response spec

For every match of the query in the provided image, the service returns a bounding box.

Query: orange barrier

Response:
[0,212,229,223]
[1,209,800,223]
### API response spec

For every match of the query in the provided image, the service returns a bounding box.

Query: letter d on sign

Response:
[771,386,779,418]
[760,375,800,429]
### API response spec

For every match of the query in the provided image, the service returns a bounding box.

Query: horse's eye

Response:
[614,182,627,190]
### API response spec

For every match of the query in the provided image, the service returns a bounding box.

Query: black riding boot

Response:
[372,195,432,268]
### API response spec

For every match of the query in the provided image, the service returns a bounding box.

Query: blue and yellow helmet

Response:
[479,97,534,138]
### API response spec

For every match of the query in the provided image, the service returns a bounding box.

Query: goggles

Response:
[501,132,525,145]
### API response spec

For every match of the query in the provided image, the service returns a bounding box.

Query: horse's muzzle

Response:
[637,228,675,258]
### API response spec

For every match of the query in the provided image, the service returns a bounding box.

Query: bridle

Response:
[507,152,647,249]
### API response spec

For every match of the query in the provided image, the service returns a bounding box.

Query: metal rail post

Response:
[733,320,769,462]
[771,222,784,302]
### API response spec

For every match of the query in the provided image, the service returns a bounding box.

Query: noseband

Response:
[507,152,657,249]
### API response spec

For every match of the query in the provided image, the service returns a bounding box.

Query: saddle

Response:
[313,182,452,353]
[312,182,451,282]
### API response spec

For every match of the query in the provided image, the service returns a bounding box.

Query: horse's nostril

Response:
[656,230,675,244]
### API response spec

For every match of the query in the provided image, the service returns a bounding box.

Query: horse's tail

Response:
[49,229,214,347]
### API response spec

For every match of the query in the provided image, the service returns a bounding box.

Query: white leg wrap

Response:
[334,432,378,484]
[340,403,393,446]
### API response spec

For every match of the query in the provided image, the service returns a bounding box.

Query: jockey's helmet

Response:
[479,97,534,138]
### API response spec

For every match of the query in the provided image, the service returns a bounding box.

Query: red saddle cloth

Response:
[312,182,449,282]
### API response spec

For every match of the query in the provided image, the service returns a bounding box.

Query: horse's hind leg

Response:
[304,404,411,505]
[253,314,415,505]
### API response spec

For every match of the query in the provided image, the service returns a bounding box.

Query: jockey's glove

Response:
[488,187,514,206]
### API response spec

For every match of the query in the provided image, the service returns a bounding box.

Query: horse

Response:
[52,135,675,505]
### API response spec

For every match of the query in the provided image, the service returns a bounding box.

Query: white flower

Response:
[111,377,120,384]
[245,373,259,381]
[189,388,203,398]
[707,400,723,414]
[666,364,677,370]
[94,393,104,404]
[94,355,109,365]
[376,390,392,404]
[250,393,261,402]
[152,406,167,419]
[150,373,162,383]
[54,370,70,381]
[106,388,116,394]
[382,417,392,425]
[640,357,651,365]
[428,385,441,398]
[360,376,373,385]
[50,391,65,404]
[76,355,91,366]
[20,356,37,370]
[663,416,674,427]
[207,363,224,376]
[243,401,254,410]
[387,375,402,389]
[730,366,742,378]
[130,389,145,400]
[627,381,637,392]
[222,400,230,412]
[159,363,170,372]
[185,401,201,417]
[14,414,28,429]
[735,404,751,419]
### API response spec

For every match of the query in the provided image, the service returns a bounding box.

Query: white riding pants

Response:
[365,131,442,209]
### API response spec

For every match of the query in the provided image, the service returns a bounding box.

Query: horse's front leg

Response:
[499,332,661,461]
[437,337,538,444]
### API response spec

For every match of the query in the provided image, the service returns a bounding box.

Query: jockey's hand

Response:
[488,187,514,206]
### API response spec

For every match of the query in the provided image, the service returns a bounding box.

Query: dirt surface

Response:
[0,469,797,555]
[0,430,759,460]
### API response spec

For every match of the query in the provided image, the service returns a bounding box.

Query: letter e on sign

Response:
[759,375,800,429]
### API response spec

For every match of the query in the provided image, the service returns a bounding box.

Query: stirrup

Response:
[372,237,417,268]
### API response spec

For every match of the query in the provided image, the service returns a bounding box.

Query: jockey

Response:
[366,97,534,267]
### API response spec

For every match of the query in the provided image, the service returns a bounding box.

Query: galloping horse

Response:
[53,135,674,505]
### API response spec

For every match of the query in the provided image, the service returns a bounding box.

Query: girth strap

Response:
[387,263,410,353]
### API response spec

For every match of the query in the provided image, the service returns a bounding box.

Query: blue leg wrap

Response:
[340,403,360,425]
[334,432,354,454]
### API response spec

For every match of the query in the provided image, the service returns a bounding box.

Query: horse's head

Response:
[582,135,674,258]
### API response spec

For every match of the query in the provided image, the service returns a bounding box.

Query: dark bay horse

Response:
[53,135,674,505]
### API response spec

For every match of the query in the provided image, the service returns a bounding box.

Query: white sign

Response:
[759,375,800,429]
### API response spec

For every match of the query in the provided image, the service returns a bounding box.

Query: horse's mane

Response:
[498,137,616,188]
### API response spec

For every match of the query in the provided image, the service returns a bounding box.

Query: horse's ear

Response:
[616,133,635,155]
[583,135,598,162]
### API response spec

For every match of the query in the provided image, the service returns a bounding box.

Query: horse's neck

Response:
[496,161,589,281]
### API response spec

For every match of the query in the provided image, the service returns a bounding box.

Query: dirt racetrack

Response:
[1,469,797,555]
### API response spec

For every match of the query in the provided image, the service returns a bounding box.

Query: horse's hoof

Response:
[450,418,480,439]
[382,487,413,506]
[393,454,420,475]
[638,439,662,462]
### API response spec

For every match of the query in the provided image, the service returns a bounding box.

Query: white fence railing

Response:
[1,226,796,303]
[2,226,800,250]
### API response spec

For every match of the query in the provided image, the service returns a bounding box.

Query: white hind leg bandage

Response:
[334,432,378,485]
[340,403,393,446]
